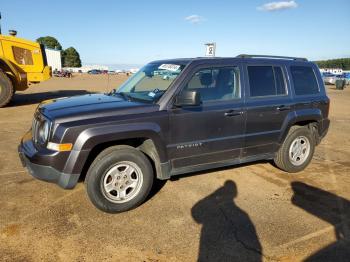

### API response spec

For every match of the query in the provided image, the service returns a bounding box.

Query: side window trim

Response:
[272,66,289,96]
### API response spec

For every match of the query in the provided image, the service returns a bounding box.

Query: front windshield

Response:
[113,62,186,103]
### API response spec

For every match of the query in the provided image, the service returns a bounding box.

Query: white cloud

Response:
[184,15,205,24]
[258,1,298,11]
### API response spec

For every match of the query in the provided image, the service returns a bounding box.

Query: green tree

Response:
[62,47,82,67]
[36,36,62,50]
[315,58,350,70]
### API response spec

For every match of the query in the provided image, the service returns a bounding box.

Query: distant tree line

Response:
[36,36,82,67]
[314,58,350,70]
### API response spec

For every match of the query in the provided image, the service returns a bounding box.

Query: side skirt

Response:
[158,153,275,179]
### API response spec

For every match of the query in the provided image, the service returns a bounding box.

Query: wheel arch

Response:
[64,124,169,181]
[0,57,21,89]
[279,109,323,145]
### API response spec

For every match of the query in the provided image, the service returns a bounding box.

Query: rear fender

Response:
[278,109,322,144]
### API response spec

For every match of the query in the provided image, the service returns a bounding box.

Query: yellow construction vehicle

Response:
[0,30,51,107]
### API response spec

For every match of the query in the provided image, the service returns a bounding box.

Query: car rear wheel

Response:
[274,126,315,173]
[85,145,154,213]
[0,71,14,107]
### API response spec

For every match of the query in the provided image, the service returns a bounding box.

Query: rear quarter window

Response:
[291,66,319,95]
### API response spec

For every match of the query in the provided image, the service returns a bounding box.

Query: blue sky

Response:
[1,0,349,65]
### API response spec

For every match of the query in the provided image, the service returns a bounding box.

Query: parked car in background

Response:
[336,73,350,85]
[322,72,337,85]
[53,70,72,78]
[88,69,102,74]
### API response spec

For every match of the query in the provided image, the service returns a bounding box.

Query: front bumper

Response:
[18,132,79,189]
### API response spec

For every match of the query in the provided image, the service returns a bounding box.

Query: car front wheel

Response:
[85,145,154,213]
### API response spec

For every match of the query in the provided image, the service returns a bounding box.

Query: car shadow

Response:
[9,90,93,107]
[191,180,262,261]
[291,182,350,261]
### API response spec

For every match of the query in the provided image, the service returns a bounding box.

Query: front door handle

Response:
[276,105,291,111]
[224,110,243,117]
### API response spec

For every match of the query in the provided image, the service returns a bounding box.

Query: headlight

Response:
[37,120,50,145]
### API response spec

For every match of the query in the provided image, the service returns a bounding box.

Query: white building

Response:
[45,48,61,71]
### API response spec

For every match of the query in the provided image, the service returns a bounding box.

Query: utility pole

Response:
[0,12,2,34]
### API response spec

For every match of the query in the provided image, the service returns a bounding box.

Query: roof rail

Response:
[236,54,308,62]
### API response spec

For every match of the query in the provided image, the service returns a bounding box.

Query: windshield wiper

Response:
[115,92,132,101]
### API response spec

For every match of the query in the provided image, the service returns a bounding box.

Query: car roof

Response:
[150,55,311,67]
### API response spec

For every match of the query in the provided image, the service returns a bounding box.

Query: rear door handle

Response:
[225,110,243,117]
[276,105,291,111]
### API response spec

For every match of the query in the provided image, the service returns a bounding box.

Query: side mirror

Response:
[174,90,201,107]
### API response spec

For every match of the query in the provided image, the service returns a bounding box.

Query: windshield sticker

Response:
[158,64,180,72]
[148,91,156,98]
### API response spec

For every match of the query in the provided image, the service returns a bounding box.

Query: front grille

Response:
[32,113,40,144]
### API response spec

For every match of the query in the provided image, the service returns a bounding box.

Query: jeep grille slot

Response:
[32,114,40,144]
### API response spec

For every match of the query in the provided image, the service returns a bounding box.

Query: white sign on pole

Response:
[205,43,216,57]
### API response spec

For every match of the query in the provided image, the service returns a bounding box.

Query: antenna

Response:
[0,12,2,35]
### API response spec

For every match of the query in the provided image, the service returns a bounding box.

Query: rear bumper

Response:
[320,118,330,139]
[18,132,79,189]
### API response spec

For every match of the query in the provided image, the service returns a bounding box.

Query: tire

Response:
[274,126,315,173]
[0,71,14,107]
[85,145,154,213]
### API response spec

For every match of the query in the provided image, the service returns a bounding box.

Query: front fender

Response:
[62,122,168,175]
[81,121,165,153]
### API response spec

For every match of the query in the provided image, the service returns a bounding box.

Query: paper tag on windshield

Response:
[148,91,156,97]
[158,64,180,72]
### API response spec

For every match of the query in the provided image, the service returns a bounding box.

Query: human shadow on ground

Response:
[191,180,262,262]
[291,182,350,261]
[10,90,92,106]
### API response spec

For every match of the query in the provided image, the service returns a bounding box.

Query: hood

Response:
[38,93,158,122]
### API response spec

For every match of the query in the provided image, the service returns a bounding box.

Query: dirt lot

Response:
[0,74,349,261]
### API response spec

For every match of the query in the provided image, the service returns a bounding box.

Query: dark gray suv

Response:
[18,55,330,213]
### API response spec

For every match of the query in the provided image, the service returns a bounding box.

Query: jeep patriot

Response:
[18,55,330,213]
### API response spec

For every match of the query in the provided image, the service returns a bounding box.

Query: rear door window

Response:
[248,66,287,97]
[290,66,319,95]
